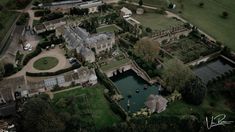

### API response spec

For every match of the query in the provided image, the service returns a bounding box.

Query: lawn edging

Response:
[26,64,80,77]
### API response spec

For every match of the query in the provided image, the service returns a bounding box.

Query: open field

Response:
[33,57,59,70]
[133,13,182,30]
[159,95,234,119]
[53,84,120,128]
[0,11,19,43]
[140,0,235,50]
[97,24,122,33]
[133,0,168,7]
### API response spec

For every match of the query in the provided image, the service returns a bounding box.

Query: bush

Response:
[40,12,64,22]
[145,27,152,33]
[23,45,42,65]
[222,11,229,19]
[34,10,51,17]
[16,13,29,25]
[4,63,16,77]
[199,2,204,8]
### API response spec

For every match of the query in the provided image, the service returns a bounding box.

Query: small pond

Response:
[110,70,159,113]
[193,57,234,84]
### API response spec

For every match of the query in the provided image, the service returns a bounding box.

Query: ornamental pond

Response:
[110,70,159,113]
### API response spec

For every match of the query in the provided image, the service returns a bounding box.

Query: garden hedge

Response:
[26,64,81,77]
[95,68,120,95]
[23,45,42,65]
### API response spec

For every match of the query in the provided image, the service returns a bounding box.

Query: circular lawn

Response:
[33,57,59,70]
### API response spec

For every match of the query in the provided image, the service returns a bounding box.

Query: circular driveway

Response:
[27,47,71,73]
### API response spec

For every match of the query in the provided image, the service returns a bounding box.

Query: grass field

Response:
[33,57,59,70]
[159,94,234,119]
[133,13,182,30]
[97,24,122,33]
[140,0,235,50]
[100,57,130,71]
[159,75,235,119]
[0,11,19,42]
[53,85,120,128]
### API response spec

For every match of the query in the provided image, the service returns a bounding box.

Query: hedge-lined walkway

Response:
[7,46,71,79]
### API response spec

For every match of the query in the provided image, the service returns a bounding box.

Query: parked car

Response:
[24,43,32,51]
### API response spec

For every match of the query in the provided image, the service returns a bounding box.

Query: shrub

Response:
[145,27,152,33]
[199,2,204,8]
[16,13,29,25]
[34,10,51,17]
[40,12,64,22]
[222,11,229,19]
[4,63,16,77]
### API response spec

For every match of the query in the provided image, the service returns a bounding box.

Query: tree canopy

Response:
[133,37,160,62]
[182,77,206,105]
[162,59,195,93]
[20,95,65,132]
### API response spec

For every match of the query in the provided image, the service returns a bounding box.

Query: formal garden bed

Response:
[162,36,221,63]
[33,57,59,70]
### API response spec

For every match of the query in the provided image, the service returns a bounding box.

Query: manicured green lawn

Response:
[141,0,235,51]
[53,84,121,128]
[133,13,183,30]
[159,95,234,119]
[134,0,168,7]
[97,24,122,33]
[100,58,130,71]
[33,57,59,70]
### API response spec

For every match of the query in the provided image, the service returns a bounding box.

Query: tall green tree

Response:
[182,77,206,105]
[162,59,195,93]
[134,37,160,62]
[139,0,143,7]
[20,95,65,132]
